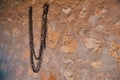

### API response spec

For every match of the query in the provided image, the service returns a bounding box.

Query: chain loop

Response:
[29,3,49,73]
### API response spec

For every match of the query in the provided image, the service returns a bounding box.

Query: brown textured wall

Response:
[0,0,120,80]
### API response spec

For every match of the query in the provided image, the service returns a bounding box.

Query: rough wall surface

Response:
[0,0,120,80]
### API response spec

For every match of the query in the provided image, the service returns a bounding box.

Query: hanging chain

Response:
[29,3,49,73]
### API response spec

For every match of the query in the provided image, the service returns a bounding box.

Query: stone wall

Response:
[0,0,120,80]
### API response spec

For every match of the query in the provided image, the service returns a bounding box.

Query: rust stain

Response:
[48,71,57,80]
[41,70,57,80]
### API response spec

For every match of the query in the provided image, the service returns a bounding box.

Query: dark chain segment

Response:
[29,3,49,73]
